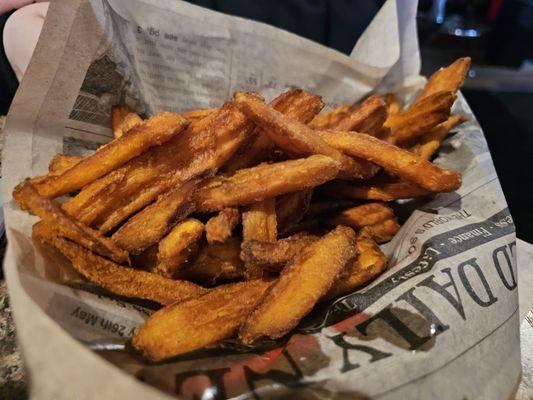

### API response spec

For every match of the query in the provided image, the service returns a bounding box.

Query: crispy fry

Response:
[328,202,394,229]
[112,180,196,254]
[48,154,83,173]
[317,130,461,192]
[181,237,244,285]
[154,218,204,278]
[242,198,277,243]
[333,95,387,135]
[412,115,466,160]
[194,155,341,212]
[385,91,456,144]
[239,226,357,343]
[308,104,352,130]
[363,218,401,243]
[18,182,129,264]
[383,93,402,115]
[183,108,218,122]
[276,189,312,234]
[413,57,471,105]
[233,91,376,179]
[225,89,324,172]
[116,112,143,138]
[205,208,240,244]
[32,112,188,198]
[325,235,387,299]
[240,232,319,272]
[111,105,130,138]
[132,279,273,361]
[37,234,206,305]
[325,179,432,201]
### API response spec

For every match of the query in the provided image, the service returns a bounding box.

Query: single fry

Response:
[154,218,205,278]
[363,218,401,243]
[233,91,376,179]
[328,202,394,229]
[205,208,240,244]
[116,112,143,138]
[276,189,312,234]
[194,155,341,212]
[317,130,461,192]
[412,115,466,160]
[333,95,387,135]
[325,180,432,201]
[413,57,471,105]
[18,182,129,264]
[239,226,357,343]
[112,180,196,254]
[326,235,387,299]
[308,104,352,130]
[183,108,218,122]
[111,105,130,138]
[32,112,189,198]
[48,154,83,173]
[38,235,206,305]
[240,232,319,272]
[132,279,273,361]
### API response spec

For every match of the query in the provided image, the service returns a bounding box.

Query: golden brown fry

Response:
[242,198,277,243]
[111,105,130,138]
[32,112,188,198]
[325,179,432,201]
[38,235,206,305]
[384,91,456,145]
[180,237,244,285]
[154,218,205,278]
[233,91,376,179]
[205,208,240,244]
[333,95,387,135]
[117,113,143,138]
[412,115,466,160]
[194,155,341,212]
[239,226,357,343]
[363,218,401,243]
[325,235,387,299]
[183,108,218,122]
[18,182,129,264]
[308,104,352,130]
[413,57,471,105]
[383,93,402,115]
[48,154,83,173]
[132,279,273,361]
[240,232,319,272]
[225,89,324,172]
[328,202,394,229]
[317,130,461,192]
[112,180,196,254]
[276,189,312,234]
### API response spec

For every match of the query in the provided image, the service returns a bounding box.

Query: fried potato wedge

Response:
[308,104,352,130]
[132,279,274,361]
[385,91,456,144]
[317,130,461,192]
[37,234,206,305]
[333,95,387,135]
[233,91,376,179]
[111,105,130,138]
[276,189,313,234]
[183,108,218,122]
[328,202,394,229]
[205,208,240,244]
[413,57,471,105]
[325,179,432,201]
[154,218,204,278]
[326,235,387,299]
[32,112,188,198]
[112,180,196,254]
[363,218,401,243]
[240,232,319,272]
[48,154,83,173]
[194,155,341,212]
[412,115,466,160]
[239,226,357,343]
[18,182,129,264]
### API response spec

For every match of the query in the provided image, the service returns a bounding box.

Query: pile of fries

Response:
[13,58,470,361]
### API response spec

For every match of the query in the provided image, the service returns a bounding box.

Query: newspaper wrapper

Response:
[2,0,520,399]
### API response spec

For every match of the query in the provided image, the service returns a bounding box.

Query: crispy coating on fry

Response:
[225,89,324,172]
[48,154,83,173]
[239,226,357,343]
[194,155,341,212]
[242,198,277,243]
[112,180,196,254]
[18,182,129,264]
[276,189,312,234]
[183,108,218,122]
[412,115,466,160]
[385,91,456,144]
[111,105,130,138]
[413,57,471,105]
[154,218,204,278]
[333,95,387,135]
[317,130,461,192]
[205,208,240,244]
[32,112,189,198]
[38,235,206,305]
[233,92,376,179]
[325,235,387,299]
[181,237,244,285]
[325,179,432,201]
[363,218,401,243]
[308,104,352,130]
[240,232,319,272]
[328,202,394,229]
[382,93,402,115]
[132,279,273,361]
